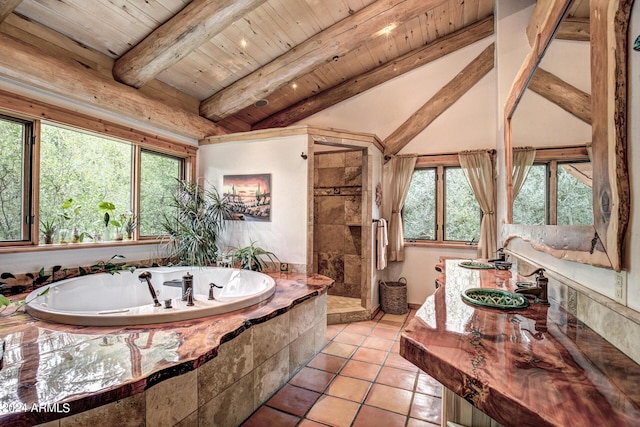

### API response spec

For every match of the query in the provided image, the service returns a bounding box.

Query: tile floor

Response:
[241,309,443,427]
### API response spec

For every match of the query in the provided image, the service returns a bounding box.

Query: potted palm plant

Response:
[161,180,232,266]
[231,240,279,272]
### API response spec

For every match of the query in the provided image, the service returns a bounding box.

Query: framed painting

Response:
[222,174,271,221]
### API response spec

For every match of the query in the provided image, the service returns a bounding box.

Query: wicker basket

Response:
[379,277,408,314]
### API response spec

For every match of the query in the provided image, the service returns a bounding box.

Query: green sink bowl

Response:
[461,288,529,310]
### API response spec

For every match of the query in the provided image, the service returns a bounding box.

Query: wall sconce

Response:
[301,152,308,160]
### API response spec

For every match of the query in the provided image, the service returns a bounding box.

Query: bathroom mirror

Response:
[503,0,631,271]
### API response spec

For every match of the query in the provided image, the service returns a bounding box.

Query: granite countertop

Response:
[0,272,333,426]
[400,260,640,427]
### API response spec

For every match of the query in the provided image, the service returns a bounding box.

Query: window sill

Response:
[404,240,478,250]
[0,239,163,254]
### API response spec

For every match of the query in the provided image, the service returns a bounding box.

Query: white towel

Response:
[376,218,388,270]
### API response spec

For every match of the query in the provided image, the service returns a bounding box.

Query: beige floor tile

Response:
[321,341,357,358]
[365,383,413,415]
[325,375,371,403]
[306,395,360,427]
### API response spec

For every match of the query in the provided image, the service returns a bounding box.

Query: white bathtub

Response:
[25,267,276,326]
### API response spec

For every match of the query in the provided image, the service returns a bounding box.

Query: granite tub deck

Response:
[400,260,640,427]
[0,272,333,427]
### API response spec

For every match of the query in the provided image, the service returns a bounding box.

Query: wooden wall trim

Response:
[0,89,198,157]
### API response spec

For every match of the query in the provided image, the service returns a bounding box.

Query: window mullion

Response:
[436,165,444,242]
[549,160,557,225]
[132,145,142,241]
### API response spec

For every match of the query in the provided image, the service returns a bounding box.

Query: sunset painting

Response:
[222,174,271,221]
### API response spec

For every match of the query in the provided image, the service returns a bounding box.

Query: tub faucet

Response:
[138,271,161,307]
[208,282,222,300]
[515,268,549,305]
[184,287,194,306]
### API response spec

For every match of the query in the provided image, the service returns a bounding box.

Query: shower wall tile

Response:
[344,255,362,286]
[315,225,345,253]
[315,196,345,225]
[345,226,362,255]
[316,167,345,187]
[345,166,362,186]
[317,252,344,283]
[345,196,361,224]
[317,152,345,168]
[345,150,362,167]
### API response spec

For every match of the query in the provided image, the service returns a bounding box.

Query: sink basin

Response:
[461,288,529,310]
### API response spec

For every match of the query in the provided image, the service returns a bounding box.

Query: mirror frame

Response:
[503,0,631,271]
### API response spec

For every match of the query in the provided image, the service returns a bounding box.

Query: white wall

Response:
[298,34,498,305]
[197,135,309,266]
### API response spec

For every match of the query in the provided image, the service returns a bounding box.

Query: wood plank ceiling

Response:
[4,0,495,136]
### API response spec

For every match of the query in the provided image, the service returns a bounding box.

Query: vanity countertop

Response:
[0,272,333,426]
[400,259,640,427]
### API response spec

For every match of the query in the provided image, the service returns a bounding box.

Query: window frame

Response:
[0,95,195,252]
[513,146,591,226]
[404,153,486,249]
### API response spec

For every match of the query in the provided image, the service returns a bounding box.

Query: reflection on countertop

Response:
[0,272,333,426]
[401,259,640,427]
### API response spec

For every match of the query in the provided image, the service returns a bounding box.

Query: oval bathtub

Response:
[25,267,276,326]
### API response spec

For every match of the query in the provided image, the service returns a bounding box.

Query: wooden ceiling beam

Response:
[0,32,228,139]
[113,0,268,88]
[383,43,495,156]
[252,15,495,130]
[199,0,448,122]
[528,67,591,124]
[0,0,21,23]
[555,17,590,42]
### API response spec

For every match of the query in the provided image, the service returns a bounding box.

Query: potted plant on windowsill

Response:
[40,219,57,244]
[123,211,137,240]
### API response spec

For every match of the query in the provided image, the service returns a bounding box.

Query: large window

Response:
[0,110,187,248]
[40,124,133,241]
[0,115,33,242]
[513,158,592,226]
[140,150,181,236]
[405,164,481,244]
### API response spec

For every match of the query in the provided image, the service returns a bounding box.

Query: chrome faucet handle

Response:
[184,287,194,306]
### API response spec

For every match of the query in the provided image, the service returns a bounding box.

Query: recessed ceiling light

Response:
[240,38,247,49]
[254,99,268,107]
[375,23,397,37]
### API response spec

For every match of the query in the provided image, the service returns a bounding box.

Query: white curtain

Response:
[384,155,417,262]
[512,147,536,199]
[459,150,496,259]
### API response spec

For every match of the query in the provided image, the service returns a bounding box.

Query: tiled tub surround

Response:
[0,273,332,426]
[401,260,640,427]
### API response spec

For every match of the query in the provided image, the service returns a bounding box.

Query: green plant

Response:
[40,218,57,244]
[161,180,232,266]
[231,240,279,272]
[123,211,138,239]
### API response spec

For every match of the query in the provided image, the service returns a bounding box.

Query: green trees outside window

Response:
[513,161,592,226]
[0,115,32,242]
[0,113,185,246]
[404,166,480,243]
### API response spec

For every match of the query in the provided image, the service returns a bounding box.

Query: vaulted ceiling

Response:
[0,0,500,137]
